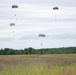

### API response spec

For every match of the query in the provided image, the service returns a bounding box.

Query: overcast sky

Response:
[0,0,76,49]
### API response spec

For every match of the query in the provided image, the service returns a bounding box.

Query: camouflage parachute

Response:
[53,7,59,10]
[12,5,18,8]
[10,23,15,26]
[38,34,46,37]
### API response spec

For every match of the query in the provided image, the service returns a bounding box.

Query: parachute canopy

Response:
[38,34,46,37]
[53,7,59,10]
[10,23,15,26]
[12,5,18,8]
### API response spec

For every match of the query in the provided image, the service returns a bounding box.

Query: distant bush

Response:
[0,47,76,55]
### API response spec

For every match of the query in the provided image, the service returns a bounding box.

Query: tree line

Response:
[0,47,76,55]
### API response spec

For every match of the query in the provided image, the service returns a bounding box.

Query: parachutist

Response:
[41,44,42,46]
[15,14,16,16]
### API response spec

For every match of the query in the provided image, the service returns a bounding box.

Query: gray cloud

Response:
[0,37,13,42]
[52,33,76,40]
[0,0,76,49]
[19,34,39,40]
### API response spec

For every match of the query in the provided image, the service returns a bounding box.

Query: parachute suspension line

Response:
[12,5,18,20]
[38,34,46,48]
[10,23,15,37]
[53,7,59,21]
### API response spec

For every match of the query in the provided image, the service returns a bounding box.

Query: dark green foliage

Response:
[0,47,76,55]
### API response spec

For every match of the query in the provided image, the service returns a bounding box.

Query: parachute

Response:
[53,7,59,10]
[38,34,46,37]
[53,7,59,21]
[12,5,18,18]
[10,23,15,37]
[12,5,18,8]
[38,34,46,46]
[10,23,15,26]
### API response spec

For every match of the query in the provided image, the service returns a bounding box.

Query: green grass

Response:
[0,54,76,75]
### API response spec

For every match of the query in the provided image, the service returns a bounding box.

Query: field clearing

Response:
[0,54,76,75]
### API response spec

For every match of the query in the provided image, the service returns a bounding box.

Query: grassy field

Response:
[0,54,76,75]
